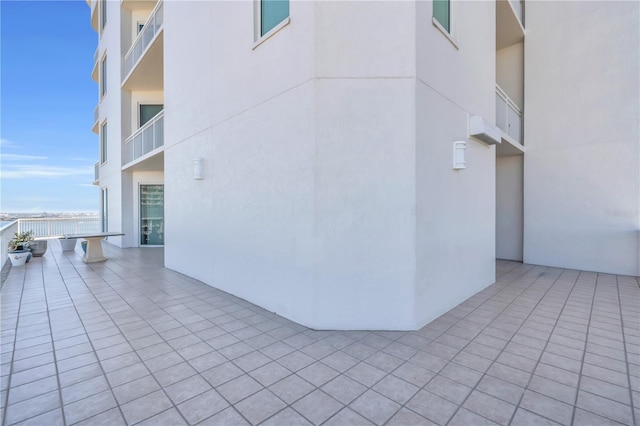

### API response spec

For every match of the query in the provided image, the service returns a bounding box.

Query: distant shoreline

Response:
[0,213,99,221]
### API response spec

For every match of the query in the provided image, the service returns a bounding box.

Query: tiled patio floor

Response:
[1,241,638,426]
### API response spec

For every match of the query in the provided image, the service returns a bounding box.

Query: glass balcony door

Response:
[140,184,164,246]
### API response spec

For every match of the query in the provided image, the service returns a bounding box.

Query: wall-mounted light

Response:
[193,158,203,180]
[453,141,466,170]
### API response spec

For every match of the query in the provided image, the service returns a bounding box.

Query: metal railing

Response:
[124,111,164,165]
[123,0,163,79]
[94,47,99,65]
[94,105,99,124]
[17,217,100,239]
[495,84,522,144]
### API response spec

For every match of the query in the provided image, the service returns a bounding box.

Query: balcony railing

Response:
[496,85,522,144]
[94,105,99,123]
[123,0,163,79]
[16,217,100,239]
[124,111,164,165]
[94,162,100,185]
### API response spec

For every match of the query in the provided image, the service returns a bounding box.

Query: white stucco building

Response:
[90,0,639,330]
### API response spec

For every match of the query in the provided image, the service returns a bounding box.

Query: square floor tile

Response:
[345,362,386,387]
[235,389,286,424]
[120,389,173,425]
[350,389,400,425]
[266,374,314,406]
[216,374,263,404]
[177,389,229,424]
[249,361,291,387]
[406,390,458,425]
[165,374,211,404]
[372,374,419,404]
[463,390,516,425]
[5,390,60,425]
[63,389,117,424]
[293,389,343,425]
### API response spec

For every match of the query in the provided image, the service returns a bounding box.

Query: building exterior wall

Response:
[164,1,420,329]
[496,155,523,261]
[90,0,638,331]
[524,1,640,276]
[414,0,497,327]
[96,0,126,248]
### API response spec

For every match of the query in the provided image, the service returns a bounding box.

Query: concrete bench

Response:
[60,232,124,263]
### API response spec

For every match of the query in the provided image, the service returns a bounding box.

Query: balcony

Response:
[92,48,99,83]
[122,0,163,90]
[496,0,524,49]
[90,0,98,32]
[92,104,99,134]
[496,84,522,144]
[93,162,100,185]
[124,110,164,167]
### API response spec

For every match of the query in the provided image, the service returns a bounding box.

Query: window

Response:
[100,122,107,164]
[100,55,107,97]
[101,188,108,232]
[139,104,163,127]
[137,22,145,34]
[100,0,107,30]
[259,0,289,37]
[433,0,450,33]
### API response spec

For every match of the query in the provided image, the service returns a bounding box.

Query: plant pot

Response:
[8,250,30,266]
[60,238,77,251]
[30,240,48,257]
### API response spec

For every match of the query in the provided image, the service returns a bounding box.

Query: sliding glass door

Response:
[140,184,164,246]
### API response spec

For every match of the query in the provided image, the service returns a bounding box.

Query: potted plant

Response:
[60,235,77,251]
[7,231,34,266]
[30,239,48,257]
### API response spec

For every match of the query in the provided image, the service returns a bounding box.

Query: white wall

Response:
[524,1,639,275]
[414,0,496,327]
[496,156,523,261]
[163,0,316,321]
[164,0,422,329]
[496,42,524,110]
[98,0,125,248]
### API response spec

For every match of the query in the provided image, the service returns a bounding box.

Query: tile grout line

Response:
[81,246,411,425]
[403,265,549,425]
[62,246,255,426]
[506,271,585,424]
[434,267,575,425]
[38,257,70,426]
[452,267,578,426]
[50,242,133,425]
[568,272,599,425]
[368,264,544,425]
[616,274,638,426]
[1,264,27,426]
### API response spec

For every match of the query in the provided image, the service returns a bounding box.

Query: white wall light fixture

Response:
[453,141,466,170]
[193,158,204,180]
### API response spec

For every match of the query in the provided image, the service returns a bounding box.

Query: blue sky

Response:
[1,1,98,213]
